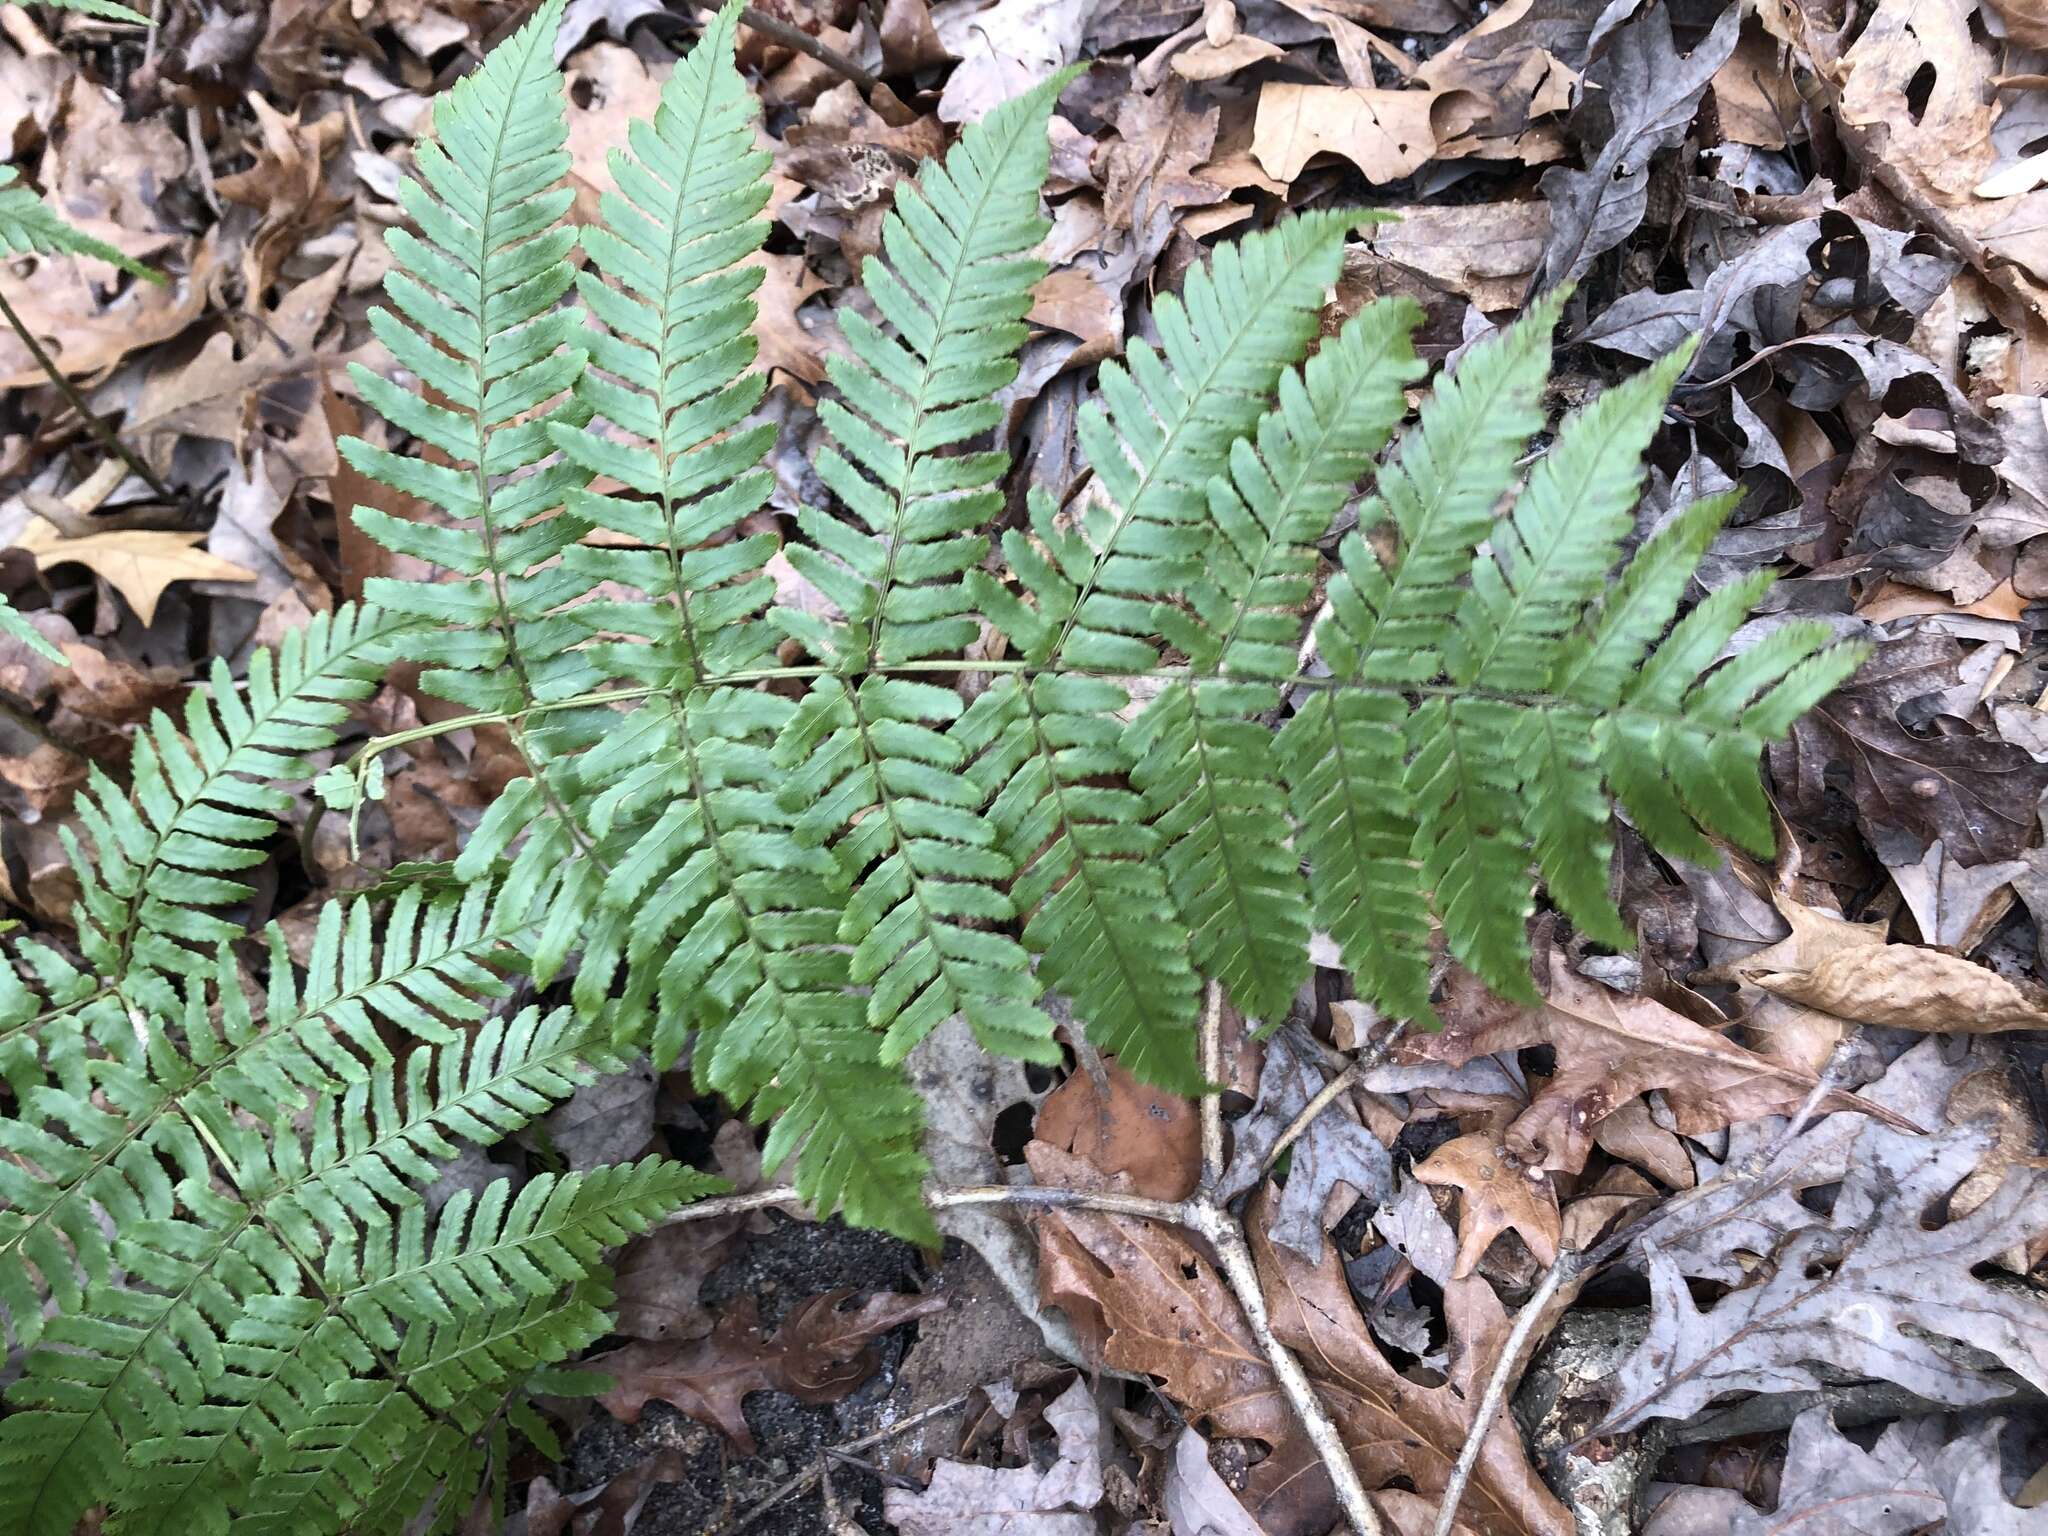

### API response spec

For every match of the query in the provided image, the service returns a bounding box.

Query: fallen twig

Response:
[737,5,880,93]
[720,1387,979,1534]
[1427,1248,1580,1536]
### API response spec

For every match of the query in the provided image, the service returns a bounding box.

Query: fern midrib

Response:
[1185,703,1267,982]
[1049,246,1339,668]
[860,100,1039,669]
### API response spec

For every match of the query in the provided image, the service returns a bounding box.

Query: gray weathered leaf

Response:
[1217,1030,1392,1263]
[1163,1428,1266,1536]
[883,1376,1104,1535]
[1539,3,1740,288]
[1645,1410,2048,1536]
[1597,1120,2048,1434]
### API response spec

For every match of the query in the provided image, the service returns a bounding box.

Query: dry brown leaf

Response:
[1404,956,1893,1174]
[1699,889,1888,1075]
[1750,943,2048,1033]
[1412,1132,1560,1280]
[1353,202,1549,309]
[1032,1058,1200,1201]
[1025,1140,1568,1536]
[589,1287,945,1453]
[1709,19,1799,149]
[1987,0,2048,47]
[0,234,217,391]
[1171,32,1283,80]
[1250,83,1437,184]
[15,516,257,626]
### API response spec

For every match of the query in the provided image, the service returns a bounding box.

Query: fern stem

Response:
[0,285,178,505]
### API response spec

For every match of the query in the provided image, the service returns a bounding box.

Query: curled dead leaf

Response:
[1749,944,2048,1033]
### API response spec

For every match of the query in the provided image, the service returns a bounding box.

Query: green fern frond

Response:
[1124,299,1423,1029]
[551,0,780,685]
[783,69,1066,667]
[65,604,407,999]
[343,0,591,721]
[776,674,1049,1065]
[0,164,161,280]
[1029,210,1365,670]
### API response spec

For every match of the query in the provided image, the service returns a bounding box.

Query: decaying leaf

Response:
[1403,956,1885,1175]
[1216,1029,1391,1262]
[15,514,257,625]
[883,1376,1104,1535]
[1749,943,2048,1033]
[1034,1055,1200,1202]
[1597,1120,2048,1435]
[1162,1427,1265,1536]
[590,1287,945,1453]
[1250,83,1438,184]
[1413,1132,1560,1280]
[1645,1409,2045,1536]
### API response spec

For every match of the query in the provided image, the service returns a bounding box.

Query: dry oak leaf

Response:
[1403,958,1891,1175]
[1698,888,1889,1075]
[1247,1203,1573,1536]
[589,1287,944,1453]
[1250,83,1437,184]
[1412,1133,1560,1280]
[1596,1119,2048,1436]
[15,515,256,625]
[1026,1137,1567,1536]
[882,1376,1103,1536]
[1750,943,2048,1033]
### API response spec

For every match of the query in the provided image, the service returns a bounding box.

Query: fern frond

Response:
[0,1005,682,1536]
[0,164,161,280]
[343,0,591,721]
[551,0,780,685]
[1023,210,1363,670]
[1123,299,1422,1029]
[65,604,406,998]
[957,651,1203,1090]
[783,70,1065,667]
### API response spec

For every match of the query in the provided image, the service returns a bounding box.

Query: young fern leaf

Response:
[1124,297,1423,1028]
[781,69,1066,667]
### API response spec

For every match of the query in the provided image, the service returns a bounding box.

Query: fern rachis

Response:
[0,3,1867,1531]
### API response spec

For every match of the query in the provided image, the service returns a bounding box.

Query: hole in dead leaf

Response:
[1904,62,1935,124]
[1022,1061,1055,1093]
[991,1100,1036,1165]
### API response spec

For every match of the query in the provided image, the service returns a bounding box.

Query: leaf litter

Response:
[6,0,2048,1530]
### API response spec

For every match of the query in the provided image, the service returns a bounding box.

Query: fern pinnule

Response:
[0,164,162,280]
[65,603,405,1002]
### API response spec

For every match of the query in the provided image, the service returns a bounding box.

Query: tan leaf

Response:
[1171,33,1284,81]
[1032,1057,1200,1201]
[1699,889,1889,1074]
[1352,202,1550,309]
[1750,944,2048,1033]
[1413,1132,1560,1279]
[15,516,257,626]
[1250,83,1438,184]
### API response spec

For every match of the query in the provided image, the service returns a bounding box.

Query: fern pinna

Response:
[0,0,1864,1528]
